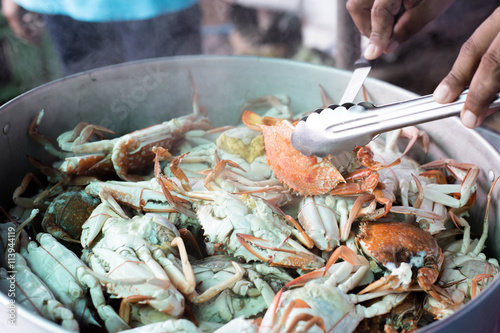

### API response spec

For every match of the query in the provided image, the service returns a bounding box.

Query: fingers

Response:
[364,0,403,59]
[434,7,500,128]
[462,32,500,128]
[347,0,375,38]
[347,0,456,59]
[390,0,454,47]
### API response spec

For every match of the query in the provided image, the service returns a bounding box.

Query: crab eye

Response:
[204,236,210,243]
[237,256,246,264]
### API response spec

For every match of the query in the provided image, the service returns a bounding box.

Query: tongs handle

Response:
[291,90,500,157]
[334,89,497,134]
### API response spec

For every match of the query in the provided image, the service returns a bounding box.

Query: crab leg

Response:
[152,249,195,295]
[57,122,116,152]
[340,194,376,242]
[471,274,495,299]
[381,127,429,158]
[118,295,154,324]
[163,237,196,294]
[236,233,324,270]
[111,77,213,181]
[421,159,479,208]
[328,172,381,199]
[60,153,111,176]
[179,228,203,258]
[81,189,129,248]
[272,306,325,333]
[355,293,410,319]
[22,233,129,332]
[269,298,316,333]
[203,158,292,207]
[187,261,245,303]
[28,110,72,159]
[389,206,445,220]
[86,180,177,212]
[12,172,45,208]
[283,246,366,289]
[263,288,283,331]
[473,176,499,255]
[237,95,292,126]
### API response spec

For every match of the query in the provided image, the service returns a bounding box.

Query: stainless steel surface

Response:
[477,126,500,152]
[0,55,499,332]
[292,90,500,157]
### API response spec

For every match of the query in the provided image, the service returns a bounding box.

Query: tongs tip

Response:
[291,104,372,157]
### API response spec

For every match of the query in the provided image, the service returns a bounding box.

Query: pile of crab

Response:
[1,79,499,333]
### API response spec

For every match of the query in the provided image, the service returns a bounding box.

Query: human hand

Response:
[433,7,500,129]
[2,0,43,43]
[346,0,455,60]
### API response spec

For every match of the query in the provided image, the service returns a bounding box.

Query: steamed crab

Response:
[81,189,248,315]
[170,125,294,207]
[11,163,99,243]
[28,75,214,181]
[241,110,400,199]
[0,222,79,331]
[175,126,272,182]
[356,221,453,304]
[171,94,294,183]
[366,129,479,234]
[195,190,323,270]
[20,233,129,332]
[425,178,500,319]
[190,255,293,324]
[10,87,500,333]
[147,149,324,271]
[82,198,197,295]
[0,253,80,332]
[41,188,100,243]
[259,246,408,333]
[297,194,388,250]
[87,247,188,324]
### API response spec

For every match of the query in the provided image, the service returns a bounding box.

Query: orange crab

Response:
[356,221,453,304]
[241,110,396,199]
[243,111,343,196]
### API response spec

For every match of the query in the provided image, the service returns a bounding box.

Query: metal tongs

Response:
[291,89,500,157]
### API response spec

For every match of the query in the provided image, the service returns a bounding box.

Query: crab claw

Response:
[417,268,456,305]
[186,261,245,304]
[236,233,324,271]
[241,110,280,131]
[358,274,402,295]
[87,248,185,316]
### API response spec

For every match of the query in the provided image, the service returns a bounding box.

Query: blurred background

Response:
[1,0,499,130]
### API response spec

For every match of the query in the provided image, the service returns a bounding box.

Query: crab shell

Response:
[260,120,345,196]
[356,221,444,290]
[42,189,101,242]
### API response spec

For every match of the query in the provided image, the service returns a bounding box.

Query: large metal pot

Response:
[0,55,499,332]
